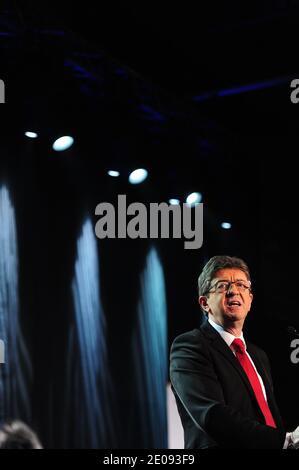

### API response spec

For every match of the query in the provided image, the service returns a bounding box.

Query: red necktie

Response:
[232,338,276,428]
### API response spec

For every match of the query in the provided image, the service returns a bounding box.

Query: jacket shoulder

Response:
[171,328,203,347]
[170,328,211,362]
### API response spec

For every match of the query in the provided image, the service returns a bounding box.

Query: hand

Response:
[289,426,299,449]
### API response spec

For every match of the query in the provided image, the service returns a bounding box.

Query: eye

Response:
[236,281,248,289]
[217,282,229,290]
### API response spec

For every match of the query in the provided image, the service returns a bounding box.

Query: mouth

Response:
[227,300,242,307]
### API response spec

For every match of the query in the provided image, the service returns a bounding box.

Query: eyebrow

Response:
[214,278,249,282]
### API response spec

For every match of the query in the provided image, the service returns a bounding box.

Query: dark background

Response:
[0,0,298,447]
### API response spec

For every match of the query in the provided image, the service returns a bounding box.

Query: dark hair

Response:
[0,420,43,449]
[198,255,251,302]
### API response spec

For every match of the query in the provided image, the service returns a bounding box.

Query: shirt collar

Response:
[208,316,246,350]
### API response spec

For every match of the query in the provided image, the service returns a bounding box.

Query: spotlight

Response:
[52,136,74,152]
[169,198,180,205]
[25,131,38,138]
[128,168,148,185]
[221,222,231,229]
[186,192,202,206]
[108,170,120,177]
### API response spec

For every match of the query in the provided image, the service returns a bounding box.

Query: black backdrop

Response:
[0,1,299,448]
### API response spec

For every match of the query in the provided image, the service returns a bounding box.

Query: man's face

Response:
[199,268,253,324]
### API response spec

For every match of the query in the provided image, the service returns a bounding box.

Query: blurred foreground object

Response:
[0,420,43,449]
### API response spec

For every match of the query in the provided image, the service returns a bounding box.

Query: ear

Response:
[199,295,209,313]
[248,291,253,309]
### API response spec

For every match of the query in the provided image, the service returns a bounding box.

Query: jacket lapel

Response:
[246,343,284,428]
[246,343,272,391]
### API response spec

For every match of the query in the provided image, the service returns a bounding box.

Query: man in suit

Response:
[170,255,299,449]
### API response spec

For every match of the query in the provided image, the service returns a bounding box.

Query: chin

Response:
[224,310,245,321]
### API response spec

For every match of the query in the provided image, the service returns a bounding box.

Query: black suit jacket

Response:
[170,319,286,449]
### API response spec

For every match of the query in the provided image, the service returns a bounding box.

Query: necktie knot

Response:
[232,338,245,354]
